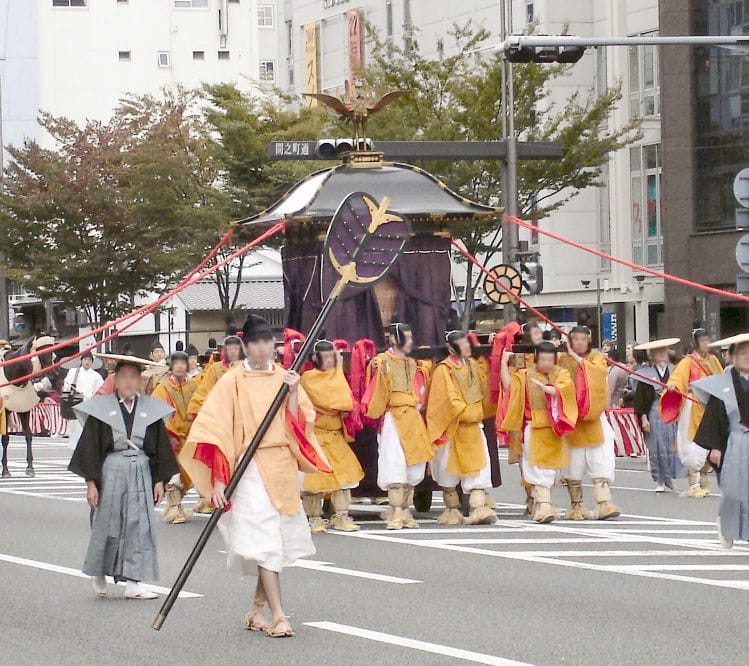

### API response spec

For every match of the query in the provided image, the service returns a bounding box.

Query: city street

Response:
[1,435,746,666]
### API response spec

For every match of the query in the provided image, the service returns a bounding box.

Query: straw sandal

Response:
[243,598,270,632]
[266,616,295,638]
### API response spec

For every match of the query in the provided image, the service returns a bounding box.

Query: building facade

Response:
[1,0,279,149]
[278,0,664,346]
[660,0,749,340]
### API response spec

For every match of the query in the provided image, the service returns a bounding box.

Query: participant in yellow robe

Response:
[427,331,497,525]
[180,314,330,637]
[151,351,197,524]
[663,328,725,497]
[364,323,434,530]
[558,326,620,520]
[141,340,169,395]
[499,341,578,523]
[496,322,544,515]
[187,335,244,418]
[301,340,364,533]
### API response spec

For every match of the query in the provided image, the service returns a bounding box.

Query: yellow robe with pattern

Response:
[301,365,364,493]
[180,363,328,516]
[505,353,536,464]
[666,353,724,441]
[151,375,198,490]
[365,352,434,466]
[558,351,609,448]
[427,357,486,477]
[187,359,237,417]
[499,365,577,469]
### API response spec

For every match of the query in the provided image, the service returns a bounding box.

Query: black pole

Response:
[152,294,340,630]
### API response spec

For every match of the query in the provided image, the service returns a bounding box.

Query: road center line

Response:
[304,621,534,665]
[0,553,202,598]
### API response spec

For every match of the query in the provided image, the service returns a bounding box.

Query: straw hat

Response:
[634,338,680,351]
[709,332,749,348]
[93,352,162,370]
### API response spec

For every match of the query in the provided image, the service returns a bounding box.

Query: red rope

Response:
[450,239,697,402]
[505,214,749,304]
[1,222,283,388]
[0,228,236,370]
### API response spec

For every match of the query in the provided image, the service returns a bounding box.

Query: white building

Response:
[277,0,664,345]
[0,0,280,149]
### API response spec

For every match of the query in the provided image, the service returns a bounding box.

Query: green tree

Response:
[0,87,230,330]
[361,23,642,327]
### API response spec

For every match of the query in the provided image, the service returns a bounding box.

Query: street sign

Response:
[266,140,564,161]
[733,168,749,207]
[735,234,749,273]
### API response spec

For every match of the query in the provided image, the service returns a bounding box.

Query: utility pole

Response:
[500,0,520,323]
[0,56,10,340]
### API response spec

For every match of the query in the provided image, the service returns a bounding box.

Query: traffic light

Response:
[504,43,585,64]
[315,138,373,158]
[513,261,544,295]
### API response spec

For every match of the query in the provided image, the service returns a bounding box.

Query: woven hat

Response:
[634,338,680,351]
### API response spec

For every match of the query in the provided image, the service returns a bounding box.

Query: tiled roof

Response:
[177,279,284,312]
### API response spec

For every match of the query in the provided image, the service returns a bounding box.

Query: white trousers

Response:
[561,414,616,483]
[432,425,493,492]
[676,400,708,470]
[377,412,426,490]
[520,425,557,488]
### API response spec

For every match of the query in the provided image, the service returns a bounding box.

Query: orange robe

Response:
[661,353,724,440]
[499,365,577,469]
[180,363,330,516]
[426,357,486,477]
[187,359,237,417]
[364,351,434,466]
[151,375,197,490]
[301,365,364,493]
[558,351,609,448]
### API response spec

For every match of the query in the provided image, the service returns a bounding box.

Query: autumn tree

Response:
[0,87,230,330]
[360,23,642,327]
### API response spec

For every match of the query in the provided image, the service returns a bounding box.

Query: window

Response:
[258,5,273,28]
[193,50,205,60]
[628,35,660,118]
[52,0,86,6]
[118,50,131,61]
[218,50,230,60]
[157,51,171,68]
[260,60,275,81]
[174,0,208,8]
[525,1,534,23]
[630,144,663,267]
[385,1,393,38]
[286,20,293,57]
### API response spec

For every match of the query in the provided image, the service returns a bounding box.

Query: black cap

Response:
[242,315,273,342]
[223,335,243,347]
[186,345,199,357]
[80,351,94,361]
[170,351,189,364]
[150,340,165,352]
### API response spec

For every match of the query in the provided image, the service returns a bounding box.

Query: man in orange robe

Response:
[301,340,364,533]
[427,331,497,525]
[187,335,244,418]
[151,351,198,524]
[499,341,578,523]
[180,314,330,637]
[558,326,620,520]
[663,328,724,497]
[364,323,434,530]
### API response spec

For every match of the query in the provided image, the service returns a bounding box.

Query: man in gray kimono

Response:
[68,355,179,599]
[693,333,749,549]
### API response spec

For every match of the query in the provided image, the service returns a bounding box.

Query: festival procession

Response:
[0,2,748,665]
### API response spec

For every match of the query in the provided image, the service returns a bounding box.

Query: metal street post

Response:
[0,57,10,340]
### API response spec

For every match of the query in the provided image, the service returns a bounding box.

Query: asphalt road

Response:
[0,435,746,666]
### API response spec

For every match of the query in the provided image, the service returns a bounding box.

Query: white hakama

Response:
[218,459,315,574]
[561,414,617,482]
[376,412,426,490]
[432,426,493,492]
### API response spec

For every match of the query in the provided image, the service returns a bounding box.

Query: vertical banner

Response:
[346,9,363,87]
[304,22,319,106]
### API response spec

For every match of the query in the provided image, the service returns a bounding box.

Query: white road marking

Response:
[0,553,202,598]
[616,564,749,571]
[305,621,534,665]
[291,559,422,584]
